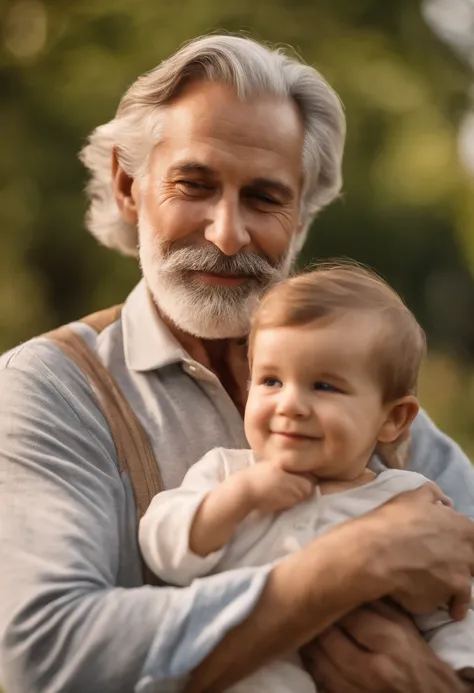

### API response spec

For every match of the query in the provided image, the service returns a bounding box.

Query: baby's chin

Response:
[271,452,328,476]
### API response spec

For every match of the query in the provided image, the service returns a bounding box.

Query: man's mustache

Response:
[157,244,283,283]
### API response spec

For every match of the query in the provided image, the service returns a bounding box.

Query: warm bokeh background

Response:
[1,0,474,455]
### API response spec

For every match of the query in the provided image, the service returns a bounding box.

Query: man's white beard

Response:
[138,210,298,339]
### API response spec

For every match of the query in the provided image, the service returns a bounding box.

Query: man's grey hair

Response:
[80,34,346,257]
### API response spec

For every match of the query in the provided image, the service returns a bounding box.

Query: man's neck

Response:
[158,310,230,370]
[157,308,249,417]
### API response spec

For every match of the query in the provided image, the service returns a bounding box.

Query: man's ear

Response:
[377,395,419,444]
[112,147,139,225]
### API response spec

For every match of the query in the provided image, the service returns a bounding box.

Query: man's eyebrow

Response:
[246,178,295,201]
[168,162,216,177]
[167,165,295,200]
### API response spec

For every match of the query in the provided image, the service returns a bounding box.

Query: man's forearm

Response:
[1,567,270,693]
[187,482,474,692]
[186,519,387,693]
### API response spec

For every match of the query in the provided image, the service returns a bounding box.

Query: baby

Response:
[139,264,474,692]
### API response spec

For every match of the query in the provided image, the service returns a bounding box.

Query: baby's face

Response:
[244,314,390,480]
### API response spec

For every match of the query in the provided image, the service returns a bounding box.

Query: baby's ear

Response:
[377,395,419,444]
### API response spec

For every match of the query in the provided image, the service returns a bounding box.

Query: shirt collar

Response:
[122,279,189,372]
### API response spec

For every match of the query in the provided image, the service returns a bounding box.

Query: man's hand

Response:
[356,483,474,619]
[241,461,316,513]
[301,601,469,693]
[187,483,474,693]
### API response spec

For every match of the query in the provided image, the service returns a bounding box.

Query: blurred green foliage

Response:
[0,0,474,452]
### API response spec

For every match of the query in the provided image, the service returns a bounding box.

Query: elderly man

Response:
[0,34,473,693]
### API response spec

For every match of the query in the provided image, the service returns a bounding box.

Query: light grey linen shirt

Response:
[0,279,473,693]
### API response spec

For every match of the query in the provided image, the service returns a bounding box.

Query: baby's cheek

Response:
[320,403,349,433]
[322,406,359,449]
[244,403,268,450]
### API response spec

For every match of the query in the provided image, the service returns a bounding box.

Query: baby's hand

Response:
[240,462,316,514]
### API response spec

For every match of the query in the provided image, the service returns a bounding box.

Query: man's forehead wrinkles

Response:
[160,103,303,164]
[177,130,298,159]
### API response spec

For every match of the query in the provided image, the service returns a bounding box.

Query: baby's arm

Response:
[190,458,316,556]
[139,448,233,585]
[189,468,257,557]
[139,449,315,585]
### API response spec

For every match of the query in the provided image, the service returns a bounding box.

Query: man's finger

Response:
[302,640,360,693]
[365,599,418,633]
[338,606,410,653]
[449,581,473,621]
[318,625,375,672]
[313,628,402,692]
[412,481,453,507]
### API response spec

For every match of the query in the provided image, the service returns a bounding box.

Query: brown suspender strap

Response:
[80,305,124,334]
[43,306,163,585]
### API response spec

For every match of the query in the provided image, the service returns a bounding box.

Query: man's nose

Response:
[204,198,251,256]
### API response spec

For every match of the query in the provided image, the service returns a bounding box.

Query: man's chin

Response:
[169,312,250,340]
[147,277,263,339]
[187,323,249,340]
[150,292,249,340]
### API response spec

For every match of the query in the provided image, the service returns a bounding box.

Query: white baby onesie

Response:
[139,448,474,693]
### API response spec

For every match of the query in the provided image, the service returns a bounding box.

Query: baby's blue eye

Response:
[313,381,338,392]
[263,377,282,388]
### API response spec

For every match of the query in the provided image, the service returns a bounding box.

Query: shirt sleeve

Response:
[139,449,234,586]
[403,410,474,518]
[0,344,269,693]
[415,602,474,676]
